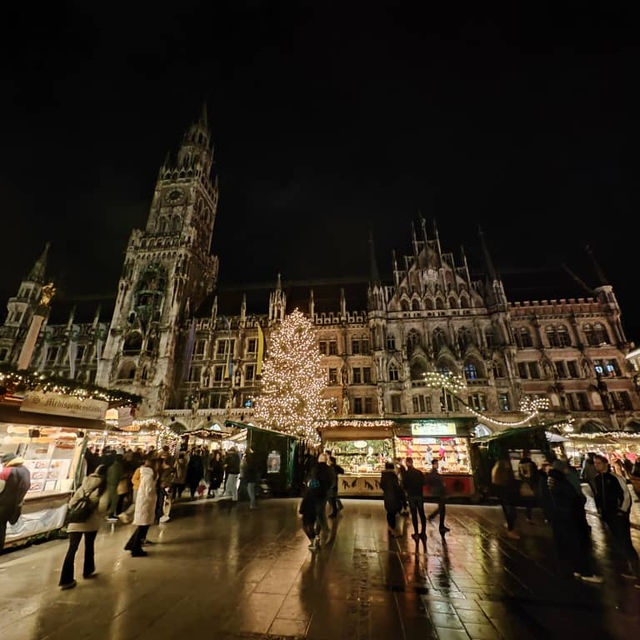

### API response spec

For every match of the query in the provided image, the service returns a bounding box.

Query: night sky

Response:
[2,3,639,337]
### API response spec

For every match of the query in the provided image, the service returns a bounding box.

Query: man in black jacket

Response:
[594,454,640,584]
[403,457,426,539]
[427,459,450,535]
[328,456,344,518]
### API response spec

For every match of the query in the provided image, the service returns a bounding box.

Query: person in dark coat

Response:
[243,448,260,509]
[403,457,426,538]
[381,462,406,537]
[0,453,31,551]
[186,450,204,499]
[106,453,123,520]
[221,447,240,501]
[594,454,640,583]
[492,454,519,539]
[427,458,450,535]
[548,460,601,583]
[207,450,224,498]
[313,453,333,537]
[328,456,345,518]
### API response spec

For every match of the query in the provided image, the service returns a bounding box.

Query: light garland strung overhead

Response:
[0,365,141,406]
[423,371,551,427]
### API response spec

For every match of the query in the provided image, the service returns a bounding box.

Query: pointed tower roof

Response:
[200,101,209,130]
[28,242,50,283]
[478,227,498,281]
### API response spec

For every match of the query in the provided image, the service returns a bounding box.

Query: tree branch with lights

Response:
[253,309,328,441]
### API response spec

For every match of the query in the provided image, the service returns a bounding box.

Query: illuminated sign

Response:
[410,421,457,437]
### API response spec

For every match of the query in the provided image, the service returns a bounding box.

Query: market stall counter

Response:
[318,418,477,498]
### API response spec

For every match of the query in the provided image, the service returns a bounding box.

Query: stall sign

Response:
[267,450,281,474]
[21,391,108,421]
[411,421,457,437]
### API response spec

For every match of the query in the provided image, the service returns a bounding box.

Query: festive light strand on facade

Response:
[0,366,140,406]
[423,370,551,427]
[253,309,328,442]
[316,419,396,429]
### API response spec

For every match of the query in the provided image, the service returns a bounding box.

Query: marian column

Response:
[17,283,55,370]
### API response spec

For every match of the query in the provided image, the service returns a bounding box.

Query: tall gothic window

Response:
[517,327,533,348]
[464,362,478,380]
[546,326,560,348]
[432,328,447,351]
[583,324,597,346]
[389,364,400,381]
[557,325,571,347]
[458,327,473,351]
[593,323,610,345]
[407,329,421,355]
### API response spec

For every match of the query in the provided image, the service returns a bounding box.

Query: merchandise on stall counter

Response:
[329,439,393,475]
[0,424,81,495]
[394,436,471,474]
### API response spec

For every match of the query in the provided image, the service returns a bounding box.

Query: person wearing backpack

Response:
[59,464,109,589]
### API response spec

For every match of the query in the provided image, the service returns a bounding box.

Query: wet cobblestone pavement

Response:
[1,498,639,640]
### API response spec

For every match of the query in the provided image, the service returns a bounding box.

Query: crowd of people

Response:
[58,442,258,589]
[490,450,640,587]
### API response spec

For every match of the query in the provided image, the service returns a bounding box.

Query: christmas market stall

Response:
[471,424,566,500]
[317,417,477,498]
[0,366,139,548]
[224,420,302,495]
[563,431,640,470]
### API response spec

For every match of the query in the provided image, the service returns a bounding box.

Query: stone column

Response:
[17,311,46,370]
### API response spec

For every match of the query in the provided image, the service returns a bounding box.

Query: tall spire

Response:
[368,230,380,284]
[478,227,498,281]
[200,101,209,130]
[585,244,609,287]
[28,242,50,283]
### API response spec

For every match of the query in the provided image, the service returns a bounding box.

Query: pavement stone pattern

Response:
[1,498,639,640]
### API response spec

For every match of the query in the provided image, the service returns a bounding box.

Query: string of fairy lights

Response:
[422,371,556,428]
[253,309,327,442]
[0,366,140,406]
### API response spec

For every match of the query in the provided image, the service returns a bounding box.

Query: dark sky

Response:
[2,2,640,338]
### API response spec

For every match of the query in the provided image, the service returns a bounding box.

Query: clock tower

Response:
[97,107,219,415]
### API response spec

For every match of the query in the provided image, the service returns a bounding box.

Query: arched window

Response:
[583,324,597,346]
[432,328,447,351]
[557,325,571,347]
[411,299,421,311]
[546,326,560,348]
[517,327,533,348]
[458,327,473,351]
[437,361,452,376]
[492,359,505,378]
[424,298,435,310]
[388,364,400,381]
[460,295,470,309]
[407,329,421,354]
[117,362,136,380]
[448,296,458,309]
[464,361,478,380]
[593,323,609,344]
[435,297,445,310]
[123,332,142,354]
[401,300,410,311]
[484,327,496,348]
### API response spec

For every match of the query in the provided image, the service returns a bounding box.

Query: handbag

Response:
[66,488,96,524]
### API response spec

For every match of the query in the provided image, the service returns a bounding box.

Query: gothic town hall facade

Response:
[2,111,640,435]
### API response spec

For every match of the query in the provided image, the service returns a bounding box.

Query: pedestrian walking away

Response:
[124,458,156,557]
[492,453,519,539]
[59,465,110,589]
[403,457,426,538]
[243,447,259,509]
[381,462,406,537]
[547,460,602,584]
[328,456,344,518]
[207,451,224,498]
[426,458,449,535]
[593,454,640,586]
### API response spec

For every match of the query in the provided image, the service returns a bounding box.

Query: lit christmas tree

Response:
[254,309,327,440]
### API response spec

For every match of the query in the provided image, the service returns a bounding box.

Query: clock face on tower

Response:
[166,189,184,204]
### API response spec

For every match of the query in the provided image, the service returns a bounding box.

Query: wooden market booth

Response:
[0,367,139,547]
[317,417,477,498]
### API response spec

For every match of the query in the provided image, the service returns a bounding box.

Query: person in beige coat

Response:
[59,465,109,589]
[124,459,156,557]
